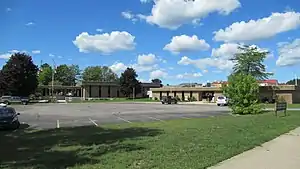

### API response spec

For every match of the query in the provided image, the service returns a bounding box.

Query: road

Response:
[12,103,230,129]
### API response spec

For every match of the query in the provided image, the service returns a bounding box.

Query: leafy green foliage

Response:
[151,78,163,87]
[231,45,272,80]
[38,63,53,85]
[119,68,141,97]
[54,64,80,86]
[223,73,262,114]
[1,53,38,96]
[286,78,300,85]
[82,66,118,82]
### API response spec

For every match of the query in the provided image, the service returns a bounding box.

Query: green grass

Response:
[264,104,300,109]
[1,112,300,169]
[70,98,159,103]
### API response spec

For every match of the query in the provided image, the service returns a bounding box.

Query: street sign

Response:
[275,102,287,116]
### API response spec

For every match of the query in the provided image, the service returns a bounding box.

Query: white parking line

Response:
[147,116,165,122]
[89,118,98,126]
[116,116,132,123]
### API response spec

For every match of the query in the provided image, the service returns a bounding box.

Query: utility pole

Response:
[295,74,298,86]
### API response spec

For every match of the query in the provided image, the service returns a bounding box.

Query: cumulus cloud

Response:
[0,53,11,59]
[214,12,300,42]
[0,49,29,59]
[178,43,272,71]
[140,0,241,29]
[276,39,300,66]
[110,62,127,73]
[110,54,161,73]
[150,70,168,79]
[73,31,136,54]
[137,53,157,65]
[176,72,203,79]
[164,35,210,54]
[178,56,235,71]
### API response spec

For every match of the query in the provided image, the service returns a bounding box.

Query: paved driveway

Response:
[12,103,230,129]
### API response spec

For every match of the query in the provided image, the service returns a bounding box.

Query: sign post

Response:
[275,102,287,116]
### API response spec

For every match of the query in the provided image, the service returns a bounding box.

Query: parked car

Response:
[0,96,29,105]
[216,96,228,106]
[0,106,21,130]
[161,96,178,104]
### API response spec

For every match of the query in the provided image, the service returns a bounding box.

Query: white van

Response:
[216,96,228,106]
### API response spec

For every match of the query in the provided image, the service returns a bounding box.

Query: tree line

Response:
[0,53,163,97]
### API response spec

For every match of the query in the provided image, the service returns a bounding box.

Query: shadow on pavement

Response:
[0,126,163,169]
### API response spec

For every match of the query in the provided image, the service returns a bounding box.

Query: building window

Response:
[182,92,184,100]
[174,91,177,97]
[160,91,162,99]
[99,86,102,97]
[167,91,169,96]
[108,86,111,97]
[89,85,92,97]
[190,91,193,98]
[117,90,120,97]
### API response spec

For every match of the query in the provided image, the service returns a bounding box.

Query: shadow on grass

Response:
[0,126,163,169]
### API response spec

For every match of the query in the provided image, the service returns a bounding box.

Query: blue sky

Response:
[1,0,300,85]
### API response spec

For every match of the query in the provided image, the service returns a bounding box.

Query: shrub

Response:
[191,96,197,102]
[223,73,262,115]
[154,97,158,101]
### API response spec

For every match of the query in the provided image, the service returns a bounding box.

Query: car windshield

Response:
[0,108,14,117]
[218,96,225,100]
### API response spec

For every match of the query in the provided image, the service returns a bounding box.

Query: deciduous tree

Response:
[223,73,262,115]
[82,66,118,82]
[119,68,141,98]
[231,45,272,80]
[54,64,80,86]
[1,53,38,96]
[151,78,163,87]
[38,63,53,85]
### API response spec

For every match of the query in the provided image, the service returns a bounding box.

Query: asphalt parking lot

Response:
[12,103,230,129]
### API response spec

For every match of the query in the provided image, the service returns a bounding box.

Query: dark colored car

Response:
[0,96,29,105]
[0,106,21,130]
[161,96,178,104]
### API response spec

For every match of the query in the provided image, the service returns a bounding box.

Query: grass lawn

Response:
[264,103,300,109]
[70,98,159,103]
[1,112,300,169]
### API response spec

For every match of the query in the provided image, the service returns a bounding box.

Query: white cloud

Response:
[176,72,203,79]
[73,31,136,54]
[96,28,103,32]
[150,70,168,79]
[140,0,151,3]
[140,0,241,29]
[203,69,208,73]
[137,53,157,65]
[121,11,138,23]
[132,64,158,72]
[0,53,11,59]
[178,56,235,70]
[178,43,272,71]
[32,50,41,54]
[164,35,210,54]
[214,12,300,42]
[110,62,127,73]
[276,39,300,66]
[6,8,11,12]
[49,54,55,57]
[211,43,240,59]
[25,22,35,26]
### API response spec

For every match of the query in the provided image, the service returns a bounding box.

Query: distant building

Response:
[37,82,161,100]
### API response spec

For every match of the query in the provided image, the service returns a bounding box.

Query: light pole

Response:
[133,87,135,101]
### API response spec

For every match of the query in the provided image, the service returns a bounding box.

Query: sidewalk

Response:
[208,127,300,169]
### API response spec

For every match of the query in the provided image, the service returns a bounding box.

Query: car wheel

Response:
[4,101,9,105]
[217,104,220,106]
[161,102,165,104]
